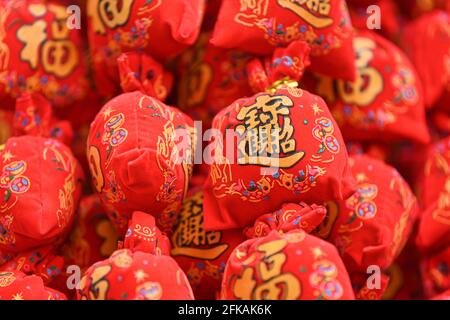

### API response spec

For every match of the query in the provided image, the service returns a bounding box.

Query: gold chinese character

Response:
[302,0,331,16]
[17,6,79,78]
[235,0,269,27]
[171,192,228,259]
[17,20,47,69]
[41,40,78,77]
[277,0,333,28]
[239,0,269,15]
[48,4,71,39]
[337,37,383,106]
[232,239,301,299]
[236,94,304,168]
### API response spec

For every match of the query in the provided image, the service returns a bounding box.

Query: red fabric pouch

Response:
[314,154,419,273]
[203,41,355,230]
[220,203,355,300]
[0,270,66,300]
[306,30,430,144]
[0,0,89,110]
[170,190,245,300]
[78,248,194,300]
[77,211,194,300]
[0,135,83,265]
[87,0,205,97]
[210,0,356,80]
[87,52,195,235]
[0,110,14,145]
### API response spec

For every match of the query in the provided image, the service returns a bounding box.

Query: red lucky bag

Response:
[0,136,83,265]
[203,41,355,230]
[220,203,355,300]
[211,0,356,80]
[401,11,450,109]
[78,211,194,300]
[87,53,195,235]
[0,270,66,300]
[307,30,430,144]
[0,0,89,110]
[170,190,245,300]
[87,0,205,98]
[314,154,418,273]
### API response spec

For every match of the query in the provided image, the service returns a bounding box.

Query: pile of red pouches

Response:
[0,0,449,301]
